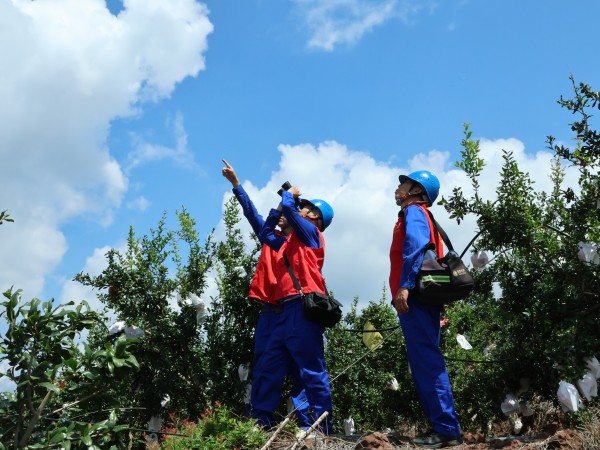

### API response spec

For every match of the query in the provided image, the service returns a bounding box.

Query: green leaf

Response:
[112,357,124,368]
[39,382,60,393]
[49,431,67,444]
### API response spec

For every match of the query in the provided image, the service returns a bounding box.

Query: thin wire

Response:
[42,407,146,422]
[330,326,401,384]
[444,355,512,364]
[340,324,400,333]
[128,428,189,437]
[285,324,402,421]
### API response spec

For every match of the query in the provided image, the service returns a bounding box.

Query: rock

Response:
[546,429,583,449]
[355,432,394,450]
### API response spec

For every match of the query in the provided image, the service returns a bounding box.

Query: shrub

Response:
[160,403,267,450]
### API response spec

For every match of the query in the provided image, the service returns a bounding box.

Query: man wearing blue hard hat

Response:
[389,170,463,448]
[253,185,335,434]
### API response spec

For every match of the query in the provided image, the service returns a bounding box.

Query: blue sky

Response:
[1,0,599,317]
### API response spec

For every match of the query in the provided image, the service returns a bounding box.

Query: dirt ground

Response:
[311,407,595,450]
[275,429,586,449]
[268,427,588,450]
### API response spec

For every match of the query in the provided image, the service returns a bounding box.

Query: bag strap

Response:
[424,210,456,253]
[283,253,304,295]
[283,253,328,296]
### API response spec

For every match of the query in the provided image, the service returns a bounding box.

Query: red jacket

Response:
[389,203,443,297]
[248,231,288,304]
[271,230,326,301]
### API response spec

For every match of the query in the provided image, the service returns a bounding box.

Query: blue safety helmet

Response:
[299,198,334,231]
[399,170,440,205]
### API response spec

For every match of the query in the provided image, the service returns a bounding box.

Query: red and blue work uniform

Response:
[231,186,310,427]
[252,191,333,433]
[389,203,461,438]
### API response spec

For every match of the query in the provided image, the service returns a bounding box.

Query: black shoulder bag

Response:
[413,210,475,305]
[283,254,342,328]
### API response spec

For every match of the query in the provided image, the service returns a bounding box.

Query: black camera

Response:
[277,181,292,196]
[277,181,301,207]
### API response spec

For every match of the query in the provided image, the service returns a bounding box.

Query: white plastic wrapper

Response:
[184,294,207,325]
[456,334,473,350]
[501,393,521,416]
[577,371,598,401]
[192,295,207,325]
[234,266,247,277]
[471,251,489,269]
[238,364,249,382]
[123,325,145,339]
[387,377,398,391]
[344,417,355,435]
[108,321,145,338]
[243,383,252,404]
[585,356,600,379]
[557,381,580,412]
[108,321,126,335]
[147,416,162,443]
[577,242,600,265]
[513,417,523,434]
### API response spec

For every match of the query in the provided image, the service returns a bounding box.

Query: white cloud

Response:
[219,138,579,310]
[0,0,213,298]
[0,359,16,393]
[125,112,201,173]
[127,195,151,211]
[292,0,430,51]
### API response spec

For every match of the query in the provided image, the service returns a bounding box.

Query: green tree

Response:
[0,289,138,449]
[201,197,261,414]
[439,78,600,430]
[75,208,216,429]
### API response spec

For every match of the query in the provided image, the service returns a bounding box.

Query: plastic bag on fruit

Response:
[238,364,249,382]
[557,381,581,412]
[124,325,144,339]
[243,383,251,404]
[387,377,398,391]
[344,417,355,435]
[471,251,489,269]
[108,321,144,339]
[108,321,125,335]
[577,372,598,401]
[585,356,600,379]
[456,334,473,350]
[182,293,207,325]
[577,242,600,265]
[501,393,521,416]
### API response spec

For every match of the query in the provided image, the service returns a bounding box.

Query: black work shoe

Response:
[411,431,463,448]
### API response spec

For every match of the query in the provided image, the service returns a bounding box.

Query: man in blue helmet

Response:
[253,185,335,434]
[389,171,463,448]
[221,160,312,429]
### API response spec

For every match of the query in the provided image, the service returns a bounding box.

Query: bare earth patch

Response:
[266,429,586,450]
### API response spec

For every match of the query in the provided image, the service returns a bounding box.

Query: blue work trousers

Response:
[251,298,333,432]
[251,304,310,427]
[399,296,461,437]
